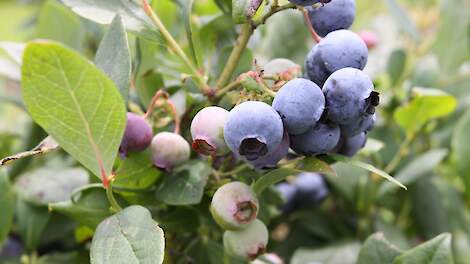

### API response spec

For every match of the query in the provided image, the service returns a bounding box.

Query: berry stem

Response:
[165,100,181,134]
[300,7,322,43]
[106,175,123,212]
[144,89,181,134]
[141,0,211,95]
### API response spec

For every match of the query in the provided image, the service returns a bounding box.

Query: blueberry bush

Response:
[0,0,469,263]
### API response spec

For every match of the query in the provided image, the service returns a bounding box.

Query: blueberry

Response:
[272,78,325,135]
[337,132,367,157]
[323,68,375,124]
[307,0,356,37]
[290,122,340,155]
[191,106,230,156]
[288,0,322,6]
[305,30,368,86]
[340,113,376,137]
[293,172,328,206]
[150,132,190,171]
[275,182,297,214]
[224,101,284,161]
[247,130,290,170]
[119,112,153,157]
[0,236,23,258]
[210,182,259,230]
[223,219,269,260]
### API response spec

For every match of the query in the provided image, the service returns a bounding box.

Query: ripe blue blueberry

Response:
[150,132,190,171]
[305,30,368,86]
[119,112,153,157]
[223,219,269,260]
[341,113,376,137]
[307,0,356,37]
[210,182,259,230]
[288,0,324,6]
[272,78,325,135]
[0,236,22,258]
[323,67,375,124]
[191,106,230,156]
[337,132,367,157]
[275,182,297,214]
[248,130,290,170]
[224,101,284,161]
[293,172,328,206]
[290,122,340,155]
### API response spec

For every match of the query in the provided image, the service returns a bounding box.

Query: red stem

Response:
[144,89,181,134]
[301,7,322,43]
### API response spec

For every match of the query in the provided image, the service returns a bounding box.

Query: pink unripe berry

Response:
[358,30,379,49]
[150,132,190,171]
[190,106,230,156]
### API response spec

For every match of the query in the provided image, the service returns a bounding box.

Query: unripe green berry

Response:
[210,182,259,230]
[223,219,269,260]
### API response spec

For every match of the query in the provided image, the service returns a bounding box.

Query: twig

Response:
[300,7,322,43]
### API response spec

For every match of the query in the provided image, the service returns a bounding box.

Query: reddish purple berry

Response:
[119,112,152,157]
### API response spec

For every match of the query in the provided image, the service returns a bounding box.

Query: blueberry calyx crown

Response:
[239,138,268,161]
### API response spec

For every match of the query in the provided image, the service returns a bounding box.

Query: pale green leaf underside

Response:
[21,41,126,178]
[90,205,165,264]
[95,15,131,102]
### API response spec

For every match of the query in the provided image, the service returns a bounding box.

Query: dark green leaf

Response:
[0,172,15,246]
[95,15,131,102]
[62,0,162,41]
[156,160,211,205]
[90,205,165,264]
[16,199,50,250]
[21,41,127,178]
[393,233,453,264]
[15,167,89,205]
[329,154,407,190]
[49,187,114,228]
[114,150,162,190]
[378,149,447,196]
[357,233,402,264]
[253,168,299,195]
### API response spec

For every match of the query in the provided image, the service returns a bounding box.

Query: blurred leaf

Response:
[0,41,24,64]
[49,187,114,228]
[291,242,361,264]
[378,149,447,196]
[393,233,453,264]
[114,150,162,190]
[135,70,165,107]
[95,15,131,102]
[156,160,211,205]
[22,42,127,178]
[0,136,59,167]
[375,219,410,250]
[387,49,406,86]
[411,55,439,87]
[411,177,449,240]
[90,205,165,264]
[253,168,298,195]
[357,233,402,264]
[15,167,89,205]
[298,157,336,177]
[361,138,385,155]
[62,0,161,41]
[452,109,470,189]
[38,251,89,264]
[173,0,198,67]
[0,172,15,246]
[394,88,457,135]
[385,0,420,42]
[36,0,85,50]
[329,154,407,190]
[16,199,50,250]
[215,45,253,80]
[214,0,232,14]
[159,207,200,233]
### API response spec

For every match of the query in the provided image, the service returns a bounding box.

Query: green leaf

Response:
[21,41,127,178]
[114,150,162,190]
[156,160,211,205]
[291,242,361,264]
[394,88,457,135]
[49,187,114,228]
[329,154,407,190]
[385,0,420,42]
[393,233,453,264]
[90,205,165,264]
[378,149,447,196]
[452,109,470,181]
[16,199,50,250]
[0,171,15,246]
[387,49,407,86]
[95,15,131,102]
[62,0,161,41]
[15,167,89,205]
[173,0,198,67]
[298,157,336,177]
[253,168,299,195]
[357,233,403,264]
[36,0,85,50]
